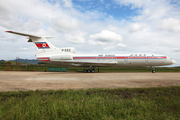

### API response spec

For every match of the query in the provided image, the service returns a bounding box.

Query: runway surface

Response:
[0,71,180,91]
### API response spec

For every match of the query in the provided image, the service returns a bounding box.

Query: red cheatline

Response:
[41,60,50,61]
[73,56,166,59]
[37,57,49,59]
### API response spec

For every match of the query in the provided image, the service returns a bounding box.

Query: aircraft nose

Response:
[172,60,176,64]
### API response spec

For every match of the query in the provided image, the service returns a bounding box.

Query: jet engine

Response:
[50,55,73,60]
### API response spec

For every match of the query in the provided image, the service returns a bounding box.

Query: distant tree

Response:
[0,59,6,64]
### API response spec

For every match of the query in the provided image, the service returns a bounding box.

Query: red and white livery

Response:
[6,31,176,73]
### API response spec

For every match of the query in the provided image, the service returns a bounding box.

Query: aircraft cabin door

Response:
[124,57,128,64]
[97,55,103,61]
[145,54,148,65]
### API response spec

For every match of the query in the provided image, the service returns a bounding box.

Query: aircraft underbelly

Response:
[121,59,146,67]
[148,59,165,66]
[121,59,166,66]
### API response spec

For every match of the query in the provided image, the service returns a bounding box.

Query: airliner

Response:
[6,31,176,73]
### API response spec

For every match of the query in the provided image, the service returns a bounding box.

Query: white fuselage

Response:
[36,53,175,67]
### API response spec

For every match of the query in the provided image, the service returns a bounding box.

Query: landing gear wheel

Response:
[92,69,95,73]
[83,69,87,73]
[152,70,156,73]
[88,69,91,73]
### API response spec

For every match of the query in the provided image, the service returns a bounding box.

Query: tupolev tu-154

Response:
[6,31,176,73]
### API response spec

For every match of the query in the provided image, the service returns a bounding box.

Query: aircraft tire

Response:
[83,69,87,73]
[152,70,156,73]
[88,69,91,73]
[92,69,95,73]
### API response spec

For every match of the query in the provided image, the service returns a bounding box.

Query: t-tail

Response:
[6,31,56,53]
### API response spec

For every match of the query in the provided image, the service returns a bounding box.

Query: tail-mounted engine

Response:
[50,55,73,60]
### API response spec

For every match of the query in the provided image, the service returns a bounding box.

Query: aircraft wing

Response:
[51,60,118,66]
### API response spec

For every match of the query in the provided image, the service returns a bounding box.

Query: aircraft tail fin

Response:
[6,31,56,53]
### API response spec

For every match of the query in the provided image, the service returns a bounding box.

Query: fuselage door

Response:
[144,54,148,64]
[97,54,103,61]
[124,56,128,64]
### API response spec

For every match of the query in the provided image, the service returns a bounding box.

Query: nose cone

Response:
[172,60,176,64]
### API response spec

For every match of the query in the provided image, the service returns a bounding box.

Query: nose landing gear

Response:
[152,70,156,73]
[152,66,156,73]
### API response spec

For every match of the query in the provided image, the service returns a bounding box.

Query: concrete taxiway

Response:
[0,71,180,91]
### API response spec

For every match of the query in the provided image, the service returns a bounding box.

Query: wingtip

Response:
[6,31,12,33]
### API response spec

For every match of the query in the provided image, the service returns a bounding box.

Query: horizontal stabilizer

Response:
[6,31,56,53]
[6,31,41,39]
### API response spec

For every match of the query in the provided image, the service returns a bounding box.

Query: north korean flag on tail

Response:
[35,42,50,49]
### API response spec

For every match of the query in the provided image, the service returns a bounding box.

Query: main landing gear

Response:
[83,66,95,73]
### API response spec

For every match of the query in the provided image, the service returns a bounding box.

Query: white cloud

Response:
[51,17,78,33]
[89,30,122,42]
[158,18,180,32]
[121,0,178,22]
[64,31,85,43]
[100,0,104,3]
[114,0,149,9]
[23,21,43,32]
[173,48,180,53]
[87,40,106,45]
[0,1,14,19]
[129,23,146,32]
[106,4,110,9]
[20,47,27,50]
[116,43,127,48]
[62,0,72,7]
[103,46,115,50]
[107,25,119,31]
[142,9,150,16]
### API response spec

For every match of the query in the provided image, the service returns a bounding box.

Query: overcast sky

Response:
[0,0,180,66]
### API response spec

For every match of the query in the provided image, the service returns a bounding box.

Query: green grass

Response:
[0,86,180,119]
[66,66,180,72]
[1,63,180,72]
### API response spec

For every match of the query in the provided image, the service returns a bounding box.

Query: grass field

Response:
[0,86,180,119]
[1,63,180,72]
